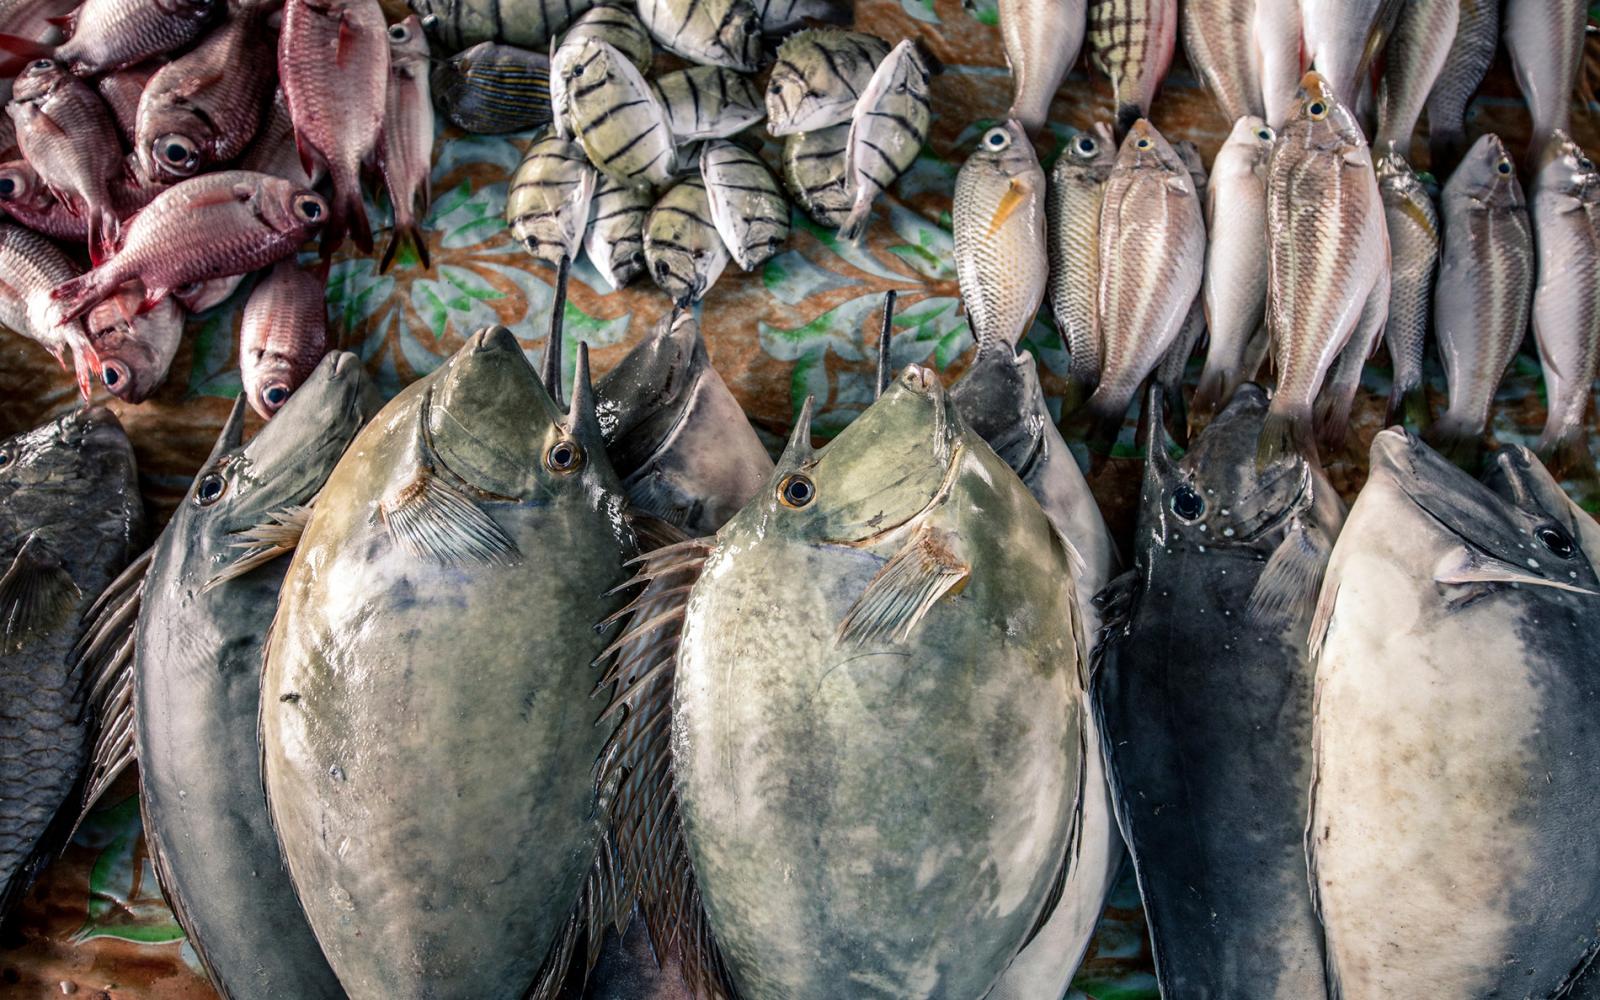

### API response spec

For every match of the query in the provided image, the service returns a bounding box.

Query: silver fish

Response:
[644,172,728,304]
[583,173,651,289]
[0,223,94,392]
[549,4,651,139]
[1048,123,1114,409]
[1253,0,1302,129]
[1087,0,1177,137]
[700,140,789,271]
[174,274,244,314]
[654,65,762,142]
[1376,145,1439,423]
[1299,0,1402,110]
[557,38,675,191]
[954,120,1048,353]
[379,16,435,273]
[240,260,330,419]
[1002,0,1086,132]
[753,0,846,32]
[434,42,552,135]
[766,29,888,137]
[1505,0,1588,162]
[410,0,595,52]
[837,38,932,242]
[636,0,761,70]
[86,287,184,404]
[506,132,597,266]
[1181,0,1261,123]
[781,122,854,228]
[1374,0,1458,158]
[1425,0,1499,171]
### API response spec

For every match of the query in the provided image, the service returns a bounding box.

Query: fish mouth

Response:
[470,325,520,355]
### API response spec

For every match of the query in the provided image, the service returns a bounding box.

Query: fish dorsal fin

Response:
[202,502,316,593]
[565,341,602,443]
[1,533,81,654]
[875,289,896,400]
[835,522,972,647]
[379,470,519,566]
[776,395,816,469]
[542,256,571,406]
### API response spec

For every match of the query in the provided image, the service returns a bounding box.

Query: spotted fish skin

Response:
[434,42,553,135]
[781,122,854,227]
[1505,0,1588,162]
[549,4,651,139]
[700,140,788,270]
[1375,145,1439,421]
[558,38,676,191]
[1181,0,1260,123]
[1374,0,1457,159]
[1426,0,1498,172]
[654,66,762,142]
[999,0,1085,133]
[955,120,1048,355]
[636,0,762,70]
[1048,123,1114,404]
[765,28,889,136]
[645,173,728,303]
[583,173,651,289]
[409,0,594,51]
[837,38,932,242]
[1087,0,1176,138]
[507,132,598,265]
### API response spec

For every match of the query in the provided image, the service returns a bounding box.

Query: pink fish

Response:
[239,260,328,417]
[86,281,186,402]
[377,15,433,272]
[0,156,160,243]
[0,0,220,76]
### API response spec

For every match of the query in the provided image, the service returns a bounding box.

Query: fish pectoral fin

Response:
[378,471,519,567]
[0,534,81,654]
[203,502,316,592]
[1164,174,1191,195]
[1246,519,1335,630]
[984,177,1031,237]
[1433,547,1600,597]
[835,523,970,648]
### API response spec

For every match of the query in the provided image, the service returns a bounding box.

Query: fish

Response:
[239,89,318,188]
[1505,0,1588,163]
[753,0,846,32]
[51,171,328,323]
[700,140,789,271]
[1529,131,1600,476]
[85,285,185,403]
[1429,133,1532,463]
[0,157,156,246]
[548,4,652,139]
[134,4,277,184]
[1047,122,1114,411]
[557,38,675,191]
[0,223,95,390]
[1252,0,1301,128]
[1083,119,1204,438]
[954,120,1048,353]
[1086,0,1177,137]
[1000,0,1085,133]
[644,172,728,305]
[506,131,597,266]
[1194,116,1274,429]
[240,261,330,420]
[1181,0,1261,124]
[1425,0,1499,172]
[837,39,933,242]
[1260,72,1388,465]
[582,173,650,290]
[7,59,124,261]
[260,325,639,1000]
[0,406,143,919]
[0,0,220,76]
[654,65,762,142]
[1376,145,1439,424]
[96,64,154,147]
[0,0,74,77]
[636,0,761,70]
[70,354,375,1000]
[433,42,552,135]
[765,28,889,137]
[594,307,772,534]
[1299,0,1402,111]
[1373,0,1457,159]
[602,365,1089,999]
[379,16,435,274]
[1095,384,1341,1000]
[279,0,388,256]
[409,0,594,53]
[173,273,244,314]
[1309,431,1600,999]
[781,122,853,228]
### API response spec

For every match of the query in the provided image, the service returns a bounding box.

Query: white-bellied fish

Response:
[1425,0,1498,171]
[85,286,184,404]
[700,140,789,270]
[1505,0,1588,163]
[655,65,762,141]
[379,16,435,273]
[507,132,598,266]
[240,261,331,420]
[645,172,728,304]
[1299,0,1401,111]
[766,28,889,136]
[1254,0,1301,128]
[955,120,1048,353]
[837,38,932,242]
[0,223,96,393]
[1001,0,1086,133]
[1048,123,1114,410]
[637,0,761,70]
[1181,0,1260,123]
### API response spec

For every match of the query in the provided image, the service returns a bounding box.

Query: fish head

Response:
[1283,72,1363,152]
[1223,115,1274,170]
[387,14,431,68]
[1448,132,1523,208]
[968,120,1037,180]
[1534,129,1600,203]
[0,159,50,213]
[174,274,245,314]
[593,308,700,475]
[0,406,130,504]
[138,102,217,182]
[1115,120,1191,190]
[253,176,330,240]
[10,59,70,103]
[1062,122,1114,170]
[86,289,184,404]
[242,348,316,420]
[715,0,763,70]
[763,57,810,135]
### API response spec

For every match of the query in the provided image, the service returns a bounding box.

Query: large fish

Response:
[1047,123,1114,410]
[644,172,728,305]
[72,354,375,999]
[653,65,763,142]
[1181,0,1260,123]
[410,0,595,51]
[1373,0,1457,158]
[781,122,854,228]
[379,16,435,273]
[954,120,1048,354]
[0,0,220,76]
[433,42,553,135]
[0,223,95,392]
[636,0,761,70]
[7,59,123,260]
[549,4,651,139]
[1425,0,1498,172]
[837,39,933,242]
[1086,0,1176,137]
[1376,145,1439,423]
[1095,385,1339,1000]
[1001,0,1085,133]
[601,366,1088,999]
[1529,131,1600,476]
[557,38,675,191]
[1430,133,1532,462]
[583,174,651,290]
[1505,0,1588,163]
[765,29,888,136]
[700,140,789,271]
[240,260,330,420]
[1310,430,1600,998]
[261,328,638,1000]
[85,287,185,404]
[506,131,597,266]
[1299,0,1401,110]
[0,407,142,919]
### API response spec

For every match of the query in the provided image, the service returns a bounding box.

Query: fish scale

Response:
[1300,0,1401,110]
[1180,0,1259,123]
[379,16,434,273]
[954,120,1048,355]
[240,261,329,419]
[0,223,87,370]
[766,29,888,136]
[7,61,123,260]
[1376,147,1439,422]
[1374,0,1457,159]
[1425,0,1498,170]
[560,38,676,191]
[44,0,219,75]
[1048,123,1114,402]
[506,132,597,265]
[550,4,651,139]
[583,173,651,289]
[1086,0,1176,136]
[436,43,554,135]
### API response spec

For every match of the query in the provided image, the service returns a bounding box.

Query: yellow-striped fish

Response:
[434,42,553,135]
[654,66,763,142]
[637,0,762,70]
[645,173,729,303]
[701,140,789,270]
[549,4,652,139]
[781,123,854,228]
[837,39,932,242]
[583,174,651,289]
[1087,0,1177,137]
[766,29,890,136]
[505,132,597,265]
[556,38,676,190]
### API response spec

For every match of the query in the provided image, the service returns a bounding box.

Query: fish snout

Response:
[899,364,940,396]
[331,351,362,380]
[471,325,520,355]
[1369,426,1422,480]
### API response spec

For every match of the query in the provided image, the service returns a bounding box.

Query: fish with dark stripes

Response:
[507,132,598,265]
[1048,123,1114,412]
[1087,0,1177,138]
[434,42,553,134]
[550,4,652,138]
[701,140,789,270]
[583,174,651,289]
[637,0,762,70]
[766,28,890,136]
[654,66,763,141]
[410,0,595,52]
[753,0,847,32]
[645,173,729,303]
[557,38,676,190]
[837,38,932,242]
[781,122,854,228]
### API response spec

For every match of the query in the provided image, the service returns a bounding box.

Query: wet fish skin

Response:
[1374,0,1457,159]
[7,59,124,260]
[434,42,552,135]
[637,0,761,70]
[1426,0,1498,172]
[1376,145,1439,424]
[1505,0,1587,162]
[549,4,651,140]
[411,0,595,52]
[700,140,788,271]
[837,38,932,242]
[1086,0,1177,138]
[1047,122,1114,406]
[1311,430,1600,999]
[1299,0,1402,110]
[240,89,318,188]
[654,66,763,142]
[583,173,650,289]
[506,131,597,266]
[955,120,1048,354]
[86,285,185,403]
[1529,131,1600,475]
[558,38,675,191]
[0,222,93,385]
[753,0,845,32]
[1001,0,1085,133]
[379,16,434,274]
[645,173,728,305]
[0,157,157,246]
[1253,0,1301,128]
[1430,133,1532,460]
[0,0,73,71]
[1181,0,1260,124]
[27,0,220,76]
[781,122,854,228]
[96,64,154,147]
[240,260,329,419]
[765,29,888,136]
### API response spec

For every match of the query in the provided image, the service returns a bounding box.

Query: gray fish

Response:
[379,15,435,273]
[1001,0,1086,133]
[645,173,728,304]
[636,0,762,70]
[1373,0,1457,158]
[1425,0,1499,171]
[1181,0,1261,123]
[0,407,142,919]
[1047,123,1114,409]
[73,354,375,999]
[1310,431,1600,999]
[837,39,932,242]
[583,173,651,289]
[766,28,889,136]
[955,120,1048,353]
[1505,0,1588,162]
[700,140,789,271]
[753,0,846,32]
[1096,385,1340,1000]
[1376,145,1439,424]
[781,122,854,228]
[410,0,595,52]
[1087,0,1177,137]
[434,42,553,135]
[557,38,676,191]
[654,65,762,142]
[506,131,598,266]
[549,4,652,139]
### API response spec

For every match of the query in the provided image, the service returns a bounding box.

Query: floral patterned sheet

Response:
[2,1,1598,996]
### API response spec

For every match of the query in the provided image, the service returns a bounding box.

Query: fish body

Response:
[1310,431,1600,998]
[1181,0,1260,123]
[753,0,844,32]
[636,0,761,70]
[654,66,762,141]
[0,222,92,381]
[644,173,728,304]
[435,42,552,135]
[558,39,675,191]
[1299,0,1400,109]
[1086,0,1176,137]
[86,287,184,403]
[954,120,1048,354]
[240,89,318,188]
[173,273,243,314]
[0,157,156,249]
[506,132,597,266]
[38,0,219,75]
[837,39,932,242]
[1097,385,1340,1000]
[766,29,888,136]
[1505,0,1587,162]
[583,173,651,289]
[97,64,154,147]
[1431,133,1532,457]
[1374,0,1457,158]
[410,0,594,51]
[1253,0,1302,128]
[549,4,651,139]
[700,140,788,271]
[1376,145,1439,421]
[7,59,123,259]
[1426,0,1498,171]
[379,16,434,273]
[1000,0,1085,132]
[0,407,142,917]
[240,261,329,419]
[1047,122,1113,404]
[781,122,853,228]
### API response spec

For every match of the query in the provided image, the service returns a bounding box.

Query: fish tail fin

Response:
[1312,386,1356,455]
[1384,380,1427,429]
[1066,385,1131,454]
[1256,406,1317,471]
[1427,413,1484,470]
[321,164,370,259]
[1537,426,1594,482]
[381,221,429,274]
[836,198,872,244]
[51,268,111,323]
[1189,367,1230,437]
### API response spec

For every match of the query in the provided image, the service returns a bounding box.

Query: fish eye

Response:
[1075,135,1096,155]
[1170,484,1204,522]
[769,83,784,96]
[0,450,10,468]
[1496,158,1513,175]
[983,127,1010,151]
[0,176,16,197]
[742,17,761,33]
[1580,156,1596,171]
[778,472,815,508]
[389,23,410,41]
[154,134,200,173]
[294,194,327,222]
[1536,525,1575,558]
[1256,127,1274,142]
[30,59,50,70]
[263,384,290,409]
[101,361,128,390]
[1135,137,1151,150]
[1308,101,1328,119]
[545,439,584,473]
[195,472,227,506]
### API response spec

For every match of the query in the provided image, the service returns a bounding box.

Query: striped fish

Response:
[766,29,890,137]
[1375,145,1439,423]
[410,0,594,51]
[434,42,553,135]
[1047,122,1114,408]
[505,132,597,264]
[558,39,676,191]
[654,66,763,141]
[550,4,653,139]
[837,39,932,242]
[583,174,651,289]
[1087,0,1177,138]
[644,173,729,304]
[700,140,790,270]
[781,123,854,227]
[754,0,848,33]
[636,0,762,71]
[1181,0,1260,124]
[1425,0,1498,171]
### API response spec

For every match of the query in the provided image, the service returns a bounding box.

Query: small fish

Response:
[837,39,932,242]
[0,157,157,245]
[1425,0,1499,172]
[0,0,221,76]
[86,284,185,403]
[173,273,243,314]
[51,171,328,323]
[1047,123,1114,409]
[781,122,853,228]
[239,89,318,188]
[644,172,728,304]
[96,64,154,147]
[1529,132,1600,475]
[753,0,846,32]
[434,42,552,135]
[379,16,434,273]
[239,261,330,419]
[700,140,788,271]
[1181,0,1261,123]
[765,29,889,137]
[582,173,650,289]
[636,0,761,70]
[7,59,123,261]
[954,120,1048,353]
[548,4,651,139]
[409,0,594,52]
[0,0,74,75]
[557,38,675,191]
[654,65,762,142]
[1374,0,1457,158]
[506,131,597,266]
[1087,0,1177,137]
[1505,0,1588,163]
[279,0,388,256]
[1430,134,1532,462]
[1376,145,1439,424]
[1299,0,1402,110]
[1000,0,1085,133]
[1252,0,1301,128]
[0,222,94,389]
